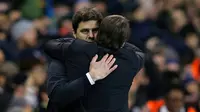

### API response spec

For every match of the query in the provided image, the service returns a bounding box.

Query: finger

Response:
[91,54,98,63]
[108,65,118,74]
[100,54,109,62]
[108,58,116,68]
[105,55,113,64]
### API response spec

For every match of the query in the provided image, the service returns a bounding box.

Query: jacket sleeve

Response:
[47,59,92,106]
[126,42,145,71]
[43,38,74,61]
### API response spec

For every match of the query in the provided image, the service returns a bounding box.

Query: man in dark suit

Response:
[44,15,145,112]
[45,7,118,112]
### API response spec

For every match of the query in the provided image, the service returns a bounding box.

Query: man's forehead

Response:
[78,20,99,29]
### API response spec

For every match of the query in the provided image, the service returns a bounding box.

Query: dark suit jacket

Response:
[44,38,145,112]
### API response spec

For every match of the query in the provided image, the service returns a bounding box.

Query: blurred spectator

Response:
[37,85,48,112]
[7,73,30,112]
[0,49,19,78]
[20,0,43,20]
[184,81,199,108]
[1,19,38,61]
[0,71,12,112]
[18,48,46,109]
[0,29,7,41]
[91,0,107,16]
[0,1,10,13]
[0,61,19,78]
[74,0,91,12]
[129,68,149,110]
[0,49,5,63]
[143,83,198,112]
[24,64,46,109]
[57,14,73,38]
[0,12,10,31]
[8,10,21,23]
[53,1,72,18]
[161,84,187,112]
[11,19,37,47]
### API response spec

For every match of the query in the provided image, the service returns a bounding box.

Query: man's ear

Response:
[72,29,76,38]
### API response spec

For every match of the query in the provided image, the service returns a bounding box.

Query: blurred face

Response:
[133,7,147,21]
[186,82,199,94]
[153,53,166,71]
[185,33,199,49]
[74,20,99,42]
[32,65,46,86]
[34,17,51,31]
[0,14,10,30]
[145,37,160,51]
[172,10,187,31]
[0,31,6,40]
[22,27,37,47]
[0,49,5,63]
[166,89,184,112]
[9,10,21,22]
[15,85,26,97]
[60,19,73,36]
[167,62,180,72]
[140,0,160,19]
[92,2,107,14]
[148,0,164,19]
[54,5,70,18]
[0,2,9,12]
[0,75,6,87]
[63,20,73,31]
[74,2,91,12]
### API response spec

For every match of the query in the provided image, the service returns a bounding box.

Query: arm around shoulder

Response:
[47,59,92,106]
[43,38,74,61]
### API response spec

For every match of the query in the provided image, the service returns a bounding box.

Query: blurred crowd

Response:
[0,0,199,112]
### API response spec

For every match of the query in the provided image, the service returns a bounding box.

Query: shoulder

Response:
[56,37,75,45]
[124,42,143,53]
[120,42,145,70]
[69,39,97,53]
[57,37,74,41]
[123,42,145,58]
[45,37,75,50]
[72,39,96,46]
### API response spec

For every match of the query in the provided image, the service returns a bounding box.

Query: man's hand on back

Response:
[89,54,118,82]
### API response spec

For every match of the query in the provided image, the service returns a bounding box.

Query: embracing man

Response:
[44,7,145,112]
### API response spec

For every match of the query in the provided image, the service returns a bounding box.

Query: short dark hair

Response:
[72,7,103,33]
[96,15,130,50]
[165,83,184,99]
